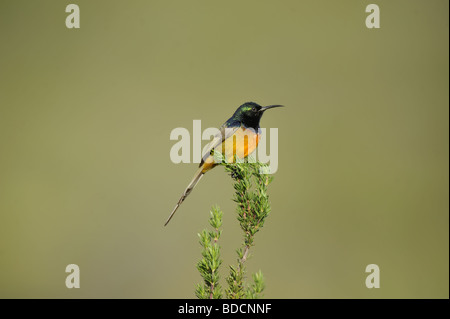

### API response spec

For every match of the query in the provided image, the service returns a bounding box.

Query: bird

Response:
[164,102,283,226]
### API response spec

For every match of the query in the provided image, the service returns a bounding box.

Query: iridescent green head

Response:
[229,102,284,129]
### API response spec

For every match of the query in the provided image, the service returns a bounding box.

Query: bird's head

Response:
[231,102,284,129]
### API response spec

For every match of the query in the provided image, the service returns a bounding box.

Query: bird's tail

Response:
[164,166,204,226]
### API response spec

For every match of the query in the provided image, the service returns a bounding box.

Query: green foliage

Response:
[246,271,266,299]
[195,206,223,299]
[195,153,273,299]
[223,158,272,299]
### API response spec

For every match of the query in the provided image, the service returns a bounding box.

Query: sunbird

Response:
[165,102,283,226]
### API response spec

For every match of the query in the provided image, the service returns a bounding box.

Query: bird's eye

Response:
[252,107,257,112]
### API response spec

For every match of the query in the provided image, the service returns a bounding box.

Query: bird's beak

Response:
[260,105,284,112]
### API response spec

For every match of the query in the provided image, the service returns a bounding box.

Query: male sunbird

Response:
[164,102,283,226]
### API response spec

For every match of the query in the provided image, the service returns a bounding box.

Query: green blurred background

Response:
[0,0,448,298]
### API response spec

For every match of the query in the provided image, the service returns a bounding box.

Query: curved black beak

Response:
[260,105,284,112]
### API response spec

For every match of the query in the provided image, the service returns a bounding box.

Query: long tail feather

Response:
[164,167,204,226]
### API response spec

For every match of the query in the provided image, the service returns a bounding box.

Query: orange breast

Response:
[222,127,260,163]
[200,127,261,174]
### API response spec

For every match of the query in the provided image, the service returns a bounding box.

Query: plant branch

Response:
[195,151,273,299]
